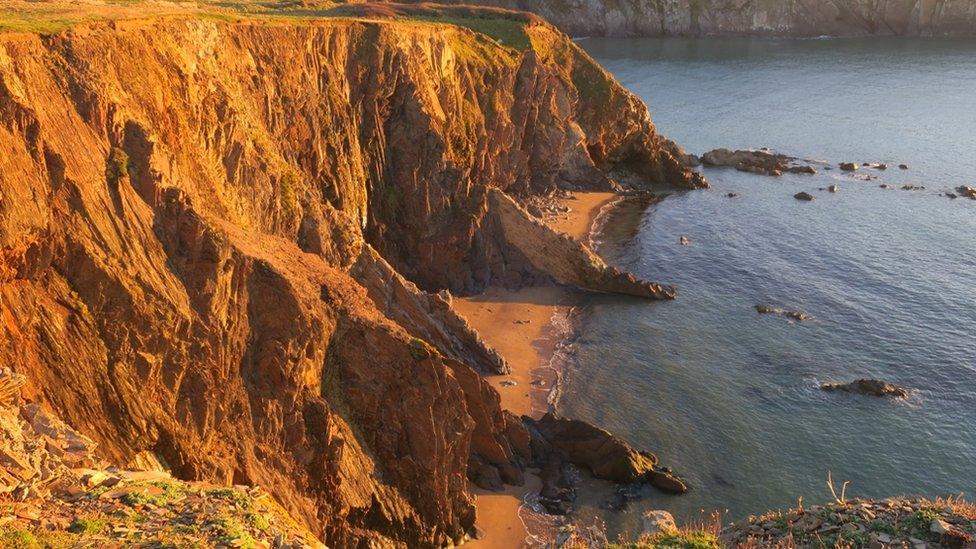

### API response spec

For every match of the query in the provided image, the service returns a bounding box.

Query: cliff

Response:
[0,7,702,546]
[415,0,976,37]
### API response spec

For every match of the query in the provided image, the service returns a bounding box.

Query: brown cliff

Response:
[0,9,701,546]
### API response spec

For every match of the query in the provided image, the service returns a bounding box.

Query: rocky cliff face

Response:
[422,0,976,37]
[0,12,700,546]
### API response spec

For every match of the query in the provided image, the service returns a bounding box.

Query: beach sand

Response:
[453,191,616,548]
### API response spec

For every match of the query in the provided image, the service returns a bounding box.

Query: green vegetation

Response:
[408,337,436,361]
[278,171,298,218]
[105,146,130,186]
[122,480,187,507]
[208,516,256,549]
[0,529,40,549]
[68,517,107,534]
[412,15,531,50]
[609,531,720,549]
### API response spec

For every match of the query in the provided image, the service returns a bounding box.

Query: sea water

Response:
[556,36,976,536]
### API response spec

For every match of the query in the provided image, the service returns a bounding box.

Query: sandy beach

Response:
[453,191,617,548]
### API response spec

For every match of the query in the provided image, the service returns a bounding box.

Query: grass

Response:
[620,531,721,548]
[208,517,256,549]
[0,530,40,549]
[68,517,107,534]
[105,147,129,186]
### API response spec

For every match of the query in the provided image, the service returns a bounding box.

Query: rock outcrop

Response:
[419,0,976,37]
[527,413,687,489]
[701,148,816,177]
[721,497,976,548]
[822,379,910,398]
[0,9,702,546]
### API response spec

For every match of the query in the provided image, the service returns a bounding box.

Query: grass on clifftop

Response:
[0,0,537,51]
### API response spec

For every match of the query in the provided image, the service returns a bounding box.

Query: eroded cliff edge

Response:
[0,11,701,546]
[417,0,976,37]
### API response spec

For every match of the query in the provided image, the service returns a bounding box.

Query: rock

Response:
[526,414,685,496]
[840,162,859,172]
[680,153,701,167]
[726,192,739,198]
[828,185,840,192]
[679,235,690,245]
[755,304,810,321]
[899,164,909,170]
[701,148,813,177]
[946,193,958,199]
[933,519,952,534]
[821,379,909,398]
[648,469,688,494]
[499,380,517,387]
[956,186,976,199]
[642,510,677,536]
[872,163,888,170]
[880,184,890,188]
[794,191,815,201]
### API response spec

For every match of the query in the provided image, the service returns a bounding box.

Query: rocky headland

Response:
[0,3,705,546]
[412,0,976,38]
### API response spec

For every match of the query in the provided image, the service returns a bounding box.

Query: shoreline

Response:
[453,191,618,548]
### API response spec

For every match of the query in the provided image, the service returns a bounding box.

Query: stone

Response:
[821,379,909,398]
[794,191,815,201]
[828,184,840,192]
[641,510,677,536]
[840,162,859,171]
[899,164,909,170]
[679,235,690,245]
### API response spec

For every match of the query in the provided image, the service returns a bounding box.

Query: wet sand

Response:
[453,191,616,548]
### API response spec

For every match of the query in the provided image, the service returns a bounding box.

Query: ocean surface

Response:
[557,37,976,536]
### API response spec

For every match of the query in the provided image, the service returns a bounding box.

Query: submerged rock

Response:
[821,379,909,398]
[899,164,910,170]
[755,304,810,321]
[794,191,815,201]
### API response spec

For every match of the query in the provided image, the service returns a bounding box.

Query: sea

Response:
[553,36,976,538]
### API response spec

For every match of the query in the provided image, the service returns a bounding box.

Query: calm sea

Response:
[557,37,976,537]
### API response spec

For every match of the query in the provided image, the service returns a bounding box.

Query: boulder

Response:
[642,510,678,536]
[679,235,690,246]
[839,162,859,172]
[794,191,815,201]
[648,469,689,494]
[821,379,909,398]
[828,185,840,193]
